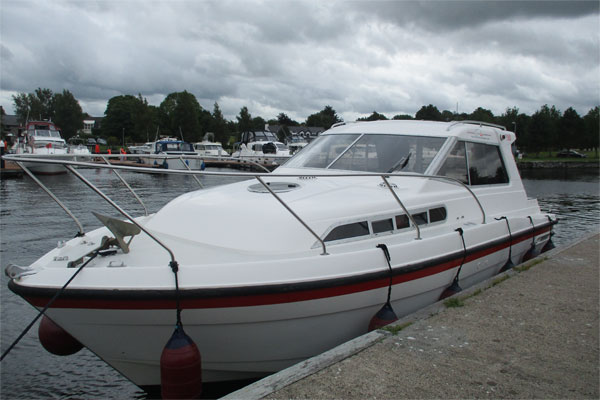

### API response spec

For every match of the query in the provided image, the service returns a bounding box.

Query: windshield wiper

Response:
[386,152,412,173]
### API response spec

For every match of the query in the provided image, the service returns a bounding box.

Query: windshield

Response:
[158,142,194,152]
[283,133,447,173]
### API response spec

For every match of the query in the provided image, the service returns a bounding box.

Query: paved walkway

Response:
[226,233,599,399]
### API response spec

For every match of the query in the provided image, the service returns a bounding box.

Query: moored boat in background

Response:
[11,121,68,174]
[231,130,291,166]
[138,138,203,170]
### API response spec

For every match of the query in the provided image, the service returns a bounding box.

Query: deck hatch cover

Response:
[248,182,301,193]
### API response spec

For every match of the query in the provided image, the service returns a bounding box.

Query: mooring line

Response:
[0,251,99,361]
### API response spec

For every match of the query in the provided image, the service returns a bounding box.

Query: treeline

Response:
[363,104,599,156]
[7,88,599,155]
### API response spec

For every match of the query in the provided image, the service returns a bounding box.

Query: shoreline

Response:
[517,160,599,169]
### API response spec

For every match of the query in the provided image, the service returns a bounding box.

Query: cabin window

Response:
[324,221,370,242]
[429,207,447,223]
[395,214,409,229]
[465,142,509,185]
[439,141,508,185]
[438,141,468,184]
[411,211,428,225]
[372,218,394,234]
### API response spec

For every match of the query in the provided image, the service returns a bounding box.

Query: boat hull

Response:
[10,221,553,387]
[21,161,67,175]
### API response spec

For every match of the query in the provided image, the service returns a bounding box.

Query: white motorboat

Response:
[231,130,291,165]
[67,142,92,162]
[11,121,68,174]
[194,141,229,157]
[5,120,556,393]
[139,138,203,170]
[287,135,309,155]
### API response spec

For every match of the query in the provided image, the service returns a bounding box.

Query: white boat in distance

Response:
[193,141,229,157]
[231,130,291,165]
[138,138,203,170]
[11,121,68,174]
[6,120,556,391]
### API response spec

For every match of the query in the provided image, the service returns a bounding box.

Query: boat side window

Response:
[411,211,428,225]
[395,214,409,229]
[372,218,394,234]
[466,142,509,185]
[429,207,447,223]
[438,141,468,184]
[324,221,370,242]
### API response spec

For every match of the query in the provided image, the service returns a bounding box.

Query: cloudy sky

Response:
[1,0,598,123]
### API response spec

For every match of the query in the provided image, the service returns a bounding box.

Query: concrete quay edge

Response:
[223,232,599,399]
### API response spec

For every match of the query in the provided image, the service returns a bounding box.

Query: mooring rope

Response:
[169,260,182,327]
[376,244,393,304]
[452,227,467,283]
[496,216,513,259]
[1,251,100,361]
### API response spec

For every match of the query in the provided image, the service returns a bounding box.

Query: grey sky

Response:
[1,0,598,122]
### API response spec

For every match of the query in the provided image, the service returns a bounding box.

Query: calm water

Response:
[1,167,598,399]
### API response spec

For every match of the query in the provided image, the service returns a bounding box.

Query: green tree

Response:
[469,107,495,123]
[12,88,55,123]
[583,106,599,157]
[559,107,583,150]
[236,106,252,132]
[102,95,142,143]
[252,116,266,131]
[52,90,84,140]
[415,104,442,121]
[159,91,202,141]
[392,114,413,120]
[305,105,342,129]
[210,102,229,144]
[357,111,388,121]
[277,113,298,126]
[440,110,456,121]
[528,105,561,156]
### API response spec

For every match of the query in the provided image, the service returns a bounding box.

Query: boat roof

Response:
[326,120,510,142]
[25,121,60,130]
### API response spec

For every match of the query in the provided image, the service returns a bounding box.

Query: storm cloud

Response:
[1,0,598,121]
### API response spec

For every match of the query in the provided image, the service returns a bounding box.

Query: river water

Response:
[1,167,598,399]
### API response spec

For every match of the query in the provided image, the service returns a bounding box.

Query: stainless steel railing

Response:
[2,153,487,258]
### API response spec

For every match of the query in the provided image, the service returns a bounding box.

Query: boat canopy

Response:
[241,130,278,144]
[155,141,194,152]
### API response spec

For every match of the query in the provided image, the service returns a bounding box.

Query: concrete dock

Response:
[225,233,599,399]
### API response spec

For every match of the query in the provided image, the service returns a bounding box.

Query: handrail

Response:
[64,165,177,263]
[380,176,421,240]
[178,155,204,188]
[447,120,506,131]
[4,153,487,246]
[101,156,148,216]
[255,176,328,255]
[15,161,85,236]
